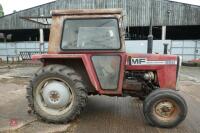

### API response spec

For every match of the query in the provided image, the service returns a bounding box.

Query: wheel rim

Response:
[35,77,74,116]
[153,98,180,121]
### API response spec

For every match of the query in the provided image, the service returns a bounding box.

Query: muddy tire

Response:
[26,64,88,123]
[143,89,187,128]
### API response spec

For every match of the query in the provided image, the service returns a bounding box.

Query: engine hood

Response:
[126,53,177,66]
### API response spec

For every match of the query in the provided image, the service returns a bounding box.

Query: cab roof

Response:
[51,8,123,16]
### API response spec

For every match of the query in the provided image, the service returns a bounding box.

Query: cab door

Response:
[91,53,126,94]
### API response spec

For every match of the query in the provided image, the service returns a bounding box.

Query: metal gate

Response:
[0,42,48,61]
[170,40,200,61]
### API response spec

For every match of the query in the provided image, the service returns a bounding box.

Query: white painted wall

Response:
[125,40,200,61]
[0,40,199,61]
[125,40,172,54]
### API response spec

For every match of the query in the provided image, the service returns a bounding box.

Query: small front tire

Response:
[143,89,187,128]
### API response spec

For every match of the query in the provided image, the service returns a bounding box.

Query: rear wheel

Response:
[26,64,88,123]
[143,89,187,128]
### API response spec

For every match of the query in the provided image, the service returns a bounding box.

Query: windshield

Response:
[61,18,120,50]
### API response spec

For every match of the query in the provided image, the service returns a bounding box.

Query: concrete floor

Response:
[0,65,200,133]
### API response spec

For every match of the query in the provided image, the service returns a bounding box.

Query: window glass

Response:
[92,56,120,90]
[61,18,120,50]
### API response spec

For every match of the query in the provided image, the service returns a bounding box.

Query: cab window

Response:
[61,18,120,50]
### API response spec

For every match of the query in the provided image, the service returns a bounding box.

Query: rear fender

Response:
[32,54,102,93]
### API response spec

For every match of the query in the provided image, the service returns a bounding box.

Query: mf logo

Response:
[131,58,147,65]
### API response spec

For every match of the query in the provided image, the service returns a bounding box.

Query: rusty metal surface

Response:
[20,16,52,26]
[153,98,180,122]
[52,9,123,16]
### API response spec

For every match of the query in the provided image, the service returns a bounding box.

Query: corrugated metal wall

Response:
[126,40,200,61]
[170,40,200,61]
[56,0,200,26]
[0,2,56,30]
[125,40,172,54]
[0,0,200,30]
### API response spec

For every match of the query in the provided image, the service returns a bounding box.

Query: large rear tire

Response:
[26,64,88,123]
[143,89,187,128]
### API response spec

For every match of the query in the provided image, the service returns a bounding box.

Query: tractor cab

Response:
[48,9,125,53]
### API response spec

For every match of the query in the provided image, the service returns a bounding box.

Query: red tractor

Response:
[27,9,187,128]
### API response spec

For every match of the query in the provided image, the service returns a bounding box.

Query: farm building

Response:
[0,0,200,61]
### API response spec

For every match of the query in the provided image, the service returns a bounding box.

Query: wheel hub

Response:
[49,91,60,102]
[42,81,71,109]
[155,101,175,118]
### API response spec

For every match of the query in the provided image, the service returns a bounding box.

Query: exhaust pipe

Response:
[147,13,153,54]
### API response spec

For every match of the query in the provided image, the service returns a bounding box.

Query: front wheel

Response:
[143,89,187,128]
[26,65,88,123]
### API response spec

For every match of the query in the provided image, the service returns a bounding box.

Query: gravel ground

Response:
[0,65,199,133]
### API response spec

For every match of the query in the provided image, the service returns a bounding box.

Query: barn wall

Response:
[0,0,200,30]
[0,2,56,30]
[56,0,200,26]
